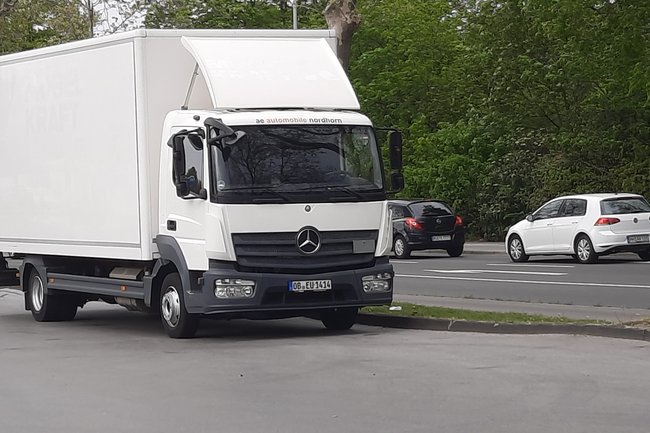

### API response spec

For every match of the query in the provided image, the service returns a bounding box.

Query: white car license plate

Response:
[628,234,650,244]
[432,235,452,241]
[289,279,332,292]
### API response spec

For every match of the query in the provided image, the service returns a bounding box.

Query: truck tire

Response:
[320,307,358,331]
[27,269,77,322]
[160,273,199,338]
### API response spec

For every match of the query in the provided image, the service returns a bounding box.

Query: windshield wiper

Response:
[325,185,365,199]
[219,186,292,203]
[297,184,370,200]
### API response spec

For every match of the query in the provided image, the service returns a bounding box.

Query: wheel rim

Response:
[30,275,44,312]
[161,286,181,328]
[577,238,591,261]
[395,238,404,256]
[510,238,522,260]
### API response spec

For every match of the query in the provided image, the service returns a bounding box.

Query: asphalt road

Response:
[1,290,649,433]
[391,250,650,318]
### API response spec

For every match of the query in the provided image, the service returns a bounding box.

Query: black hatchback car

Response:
[388,200,465,258]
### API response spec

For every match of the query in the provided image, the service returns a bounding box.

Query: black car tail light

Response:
[455,215,464,227]
[405,217,423,231]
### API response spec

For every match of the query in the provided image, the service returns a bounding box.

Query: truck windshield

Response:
[211,125,385,203]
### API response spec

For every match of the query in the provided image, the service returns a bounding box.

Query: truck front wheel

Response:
[160,273,199,338]
[320,307,358,331]
[27,269,77,322]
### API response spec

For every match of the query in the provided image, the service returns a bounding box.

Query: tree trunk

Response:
[324,0,361,72]
[83,0,95,38]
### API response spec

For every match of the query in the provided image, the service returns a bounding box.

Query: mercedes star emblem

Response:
[296,227,321,255]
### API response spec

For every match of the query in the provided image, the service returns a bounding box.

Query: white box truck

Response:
[0,29,403,338]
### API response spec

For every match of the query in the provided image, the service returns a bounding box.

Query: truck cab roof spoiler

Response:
[180,36,360,111]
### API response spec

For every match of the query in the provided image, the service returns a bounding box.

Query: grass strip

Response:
[362,302,610,325]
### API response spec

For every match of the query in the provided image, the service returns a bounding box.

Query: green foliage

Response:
[349,0,650,240]
[145,0,328,30]
[3,0,648,240]
[0,0,89,54]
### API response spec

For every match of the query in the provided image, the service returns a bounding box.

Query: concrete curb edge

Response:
[357,313,650,341]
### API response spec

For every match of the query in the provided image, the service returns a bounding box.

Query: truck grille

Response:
[232,230,378,273]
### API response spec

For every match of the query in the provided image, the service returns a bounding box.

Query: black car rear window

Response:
[600,197,650,215]
[409,201,452,216]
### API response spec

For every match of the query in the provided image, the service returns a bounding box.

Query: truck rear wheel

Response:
[160,273,199,338]
[320,307,358,331]
[27,269,77,322]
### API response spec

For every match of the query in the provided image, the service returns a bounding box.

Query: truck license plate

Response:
[432,235,451,241]
[628,234,649,244]
[289,279,332,292]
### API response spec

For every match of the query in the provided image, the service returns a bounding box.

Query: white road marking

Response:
[396,273,650,290]
[487,263,575,269]
[425,269,567,276]
[390,260,420,264]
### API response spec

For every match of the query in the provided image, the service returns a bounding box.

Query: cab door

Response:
[159,127,209,271]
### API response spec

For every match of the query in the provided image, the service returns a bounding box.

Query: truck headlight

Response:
[215,279,255,299]
[362,273,392,293]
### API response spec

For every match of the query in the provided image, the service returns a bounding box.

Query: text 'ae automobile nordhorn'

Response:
[0,29,405,338]
[506,193,650,264]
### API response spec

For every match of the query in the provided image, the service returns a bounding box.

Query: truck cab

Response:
[157,109,402,336]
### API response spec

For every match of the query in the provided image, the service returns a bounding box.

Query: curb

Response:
[357,313,650,341]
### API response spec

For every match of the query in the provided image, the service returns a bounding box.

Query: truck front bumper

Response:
[185,258,394,316]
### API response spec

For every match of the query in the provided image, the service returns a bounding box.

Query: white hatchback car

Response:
[506,193,650,263]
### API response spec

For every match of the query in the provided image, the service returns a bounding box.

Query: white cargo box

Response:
[0,29,348,260]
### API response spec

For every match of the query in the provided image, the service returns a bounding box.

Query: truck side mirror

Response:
[389,131,403,171]
[172,135,189,198]
[187,133,204,150]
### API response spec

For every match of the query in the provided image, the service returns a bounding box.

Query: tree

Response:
[145,0,328,31]
[0,1,88,54]
[324,0,360,71]
[79,1,148,37]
